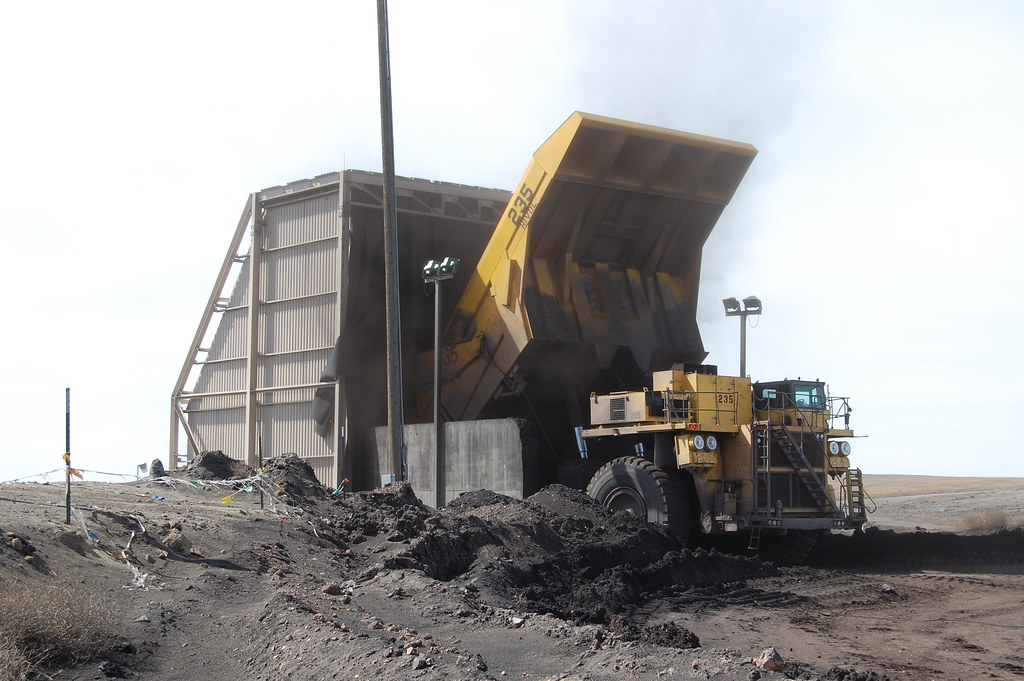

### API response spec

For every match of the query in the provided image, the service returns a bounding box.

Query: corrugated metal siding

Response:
[262,239,337,302]
[259,398,335,483]
[206,309,248,362]
[186,185,342,485]
[259,350,331,389]
[187,407,245,458]
[260,297,335,355]
[226,257,251,307]
[188,358,246,413]
[263,193,338,250]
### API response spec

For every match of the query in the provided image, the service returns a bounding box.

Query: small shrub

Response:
[0,578,121,679]
[959,510,1010,533]
[0,639,31,680]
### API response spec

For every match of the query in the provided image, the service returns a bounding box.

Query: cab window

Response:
[793,383,824,409]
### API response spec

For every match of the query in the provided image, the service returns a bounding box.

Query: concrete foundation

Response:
[374,418,539,507]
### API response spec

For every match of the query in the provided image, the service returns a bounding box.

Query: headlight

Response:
[829,441,841,455]
[692,434,705,450]
[705,435,718,450]
[841,441,851,456]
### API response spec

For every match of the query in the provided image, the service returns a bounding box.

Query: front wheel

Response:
[586,456,691,546]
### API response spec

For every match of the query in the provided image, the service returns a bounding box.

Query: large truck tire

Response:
[586,456,691,546]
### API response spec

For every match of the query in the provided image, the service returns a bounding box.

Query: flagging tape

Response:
[3,468,145,483]
[151,473,285,515]
[57,473,300,591]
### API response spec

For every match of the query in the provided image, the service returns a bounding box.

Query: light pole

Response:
[423,256,459,508]
[723,295,762,378]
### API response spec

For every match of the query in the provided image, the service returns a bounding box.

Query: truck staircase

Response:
[771,424,843,517]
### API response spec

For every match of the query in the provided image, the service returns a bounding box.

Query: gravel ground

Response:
[0,459,1020,681]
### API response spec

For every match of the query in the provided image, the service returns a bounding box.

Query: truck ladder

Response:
[747,524,761,551]
[755,422,771,512]
[847,467,868,519]
[771,424,842,517]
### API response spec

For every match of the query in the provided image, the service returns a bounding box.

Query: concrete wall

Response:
[374,418,539,507]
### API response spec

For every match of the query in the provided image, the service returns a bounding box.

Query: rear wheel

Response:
[586,456,691,546]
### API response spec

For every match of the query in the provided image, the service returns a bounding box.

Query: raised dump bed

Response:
[435,112,757,425]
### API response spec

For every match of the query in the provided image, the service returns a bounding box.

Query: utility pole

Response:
[376,0,405,482]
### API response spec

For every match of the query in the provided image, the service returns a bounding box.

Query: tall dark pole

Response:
[739,317,748,379]
[64,387,71,524]
[422,257,457,507]
[377,0,406,482]
[432,278,444,507]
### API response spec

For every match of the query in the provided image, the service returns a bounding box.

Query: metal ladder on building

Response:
[771,423,842,516]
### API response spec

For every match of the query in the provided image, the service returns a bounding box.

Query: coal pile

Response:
[266,476,776,628]
[811,525,1024,568]
[183,450,254,480]
[261,454,334,504]
[427,486,774,622]
[608,614,701,649]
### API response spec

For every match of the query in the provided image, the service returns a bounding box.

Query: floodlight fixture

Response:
[423,257,459,283]
[438,256,459,277]
[723,294,763,377]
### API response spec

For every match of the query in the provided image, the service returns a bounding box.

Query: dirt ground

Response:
[0,460,1021,681]
[861,474,1024,532]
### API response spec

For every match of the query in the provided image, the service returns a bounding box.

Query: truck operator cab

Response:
[753,380,830,429]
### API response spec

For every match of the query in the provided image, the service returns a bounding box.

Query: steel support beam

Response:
[170,197,254,469]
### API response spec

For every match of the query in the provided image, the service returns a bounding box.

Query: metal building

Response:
[171,170,510,488]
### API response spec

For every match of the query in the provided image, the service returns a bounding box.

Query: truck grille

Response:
[610,397,626,421]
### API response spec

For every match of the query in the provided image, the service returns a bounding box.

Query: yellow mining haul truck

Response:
[423,112,867,559]
[582,369,867,561]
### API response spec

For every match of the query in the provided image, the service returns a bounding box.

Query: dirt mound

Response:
[392,484,775,623]
[274,480,774,625]
[608,614,700,648]
[811,526,1024,568]
[184,450,253,480]
[261,454,334,505]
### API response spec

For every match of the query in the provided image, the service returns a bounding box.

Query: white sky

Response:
[1,1,1022,481]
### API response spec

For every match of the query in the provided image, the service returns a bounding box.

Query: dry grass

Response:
[0,578,121,679]
[0,642,31,681]
[864,475,1024,498]
[959,510,1013,533]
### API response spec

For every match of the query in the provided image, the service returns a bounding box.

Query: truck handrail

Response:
[658,389,739,427]
[828,395,853,431]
